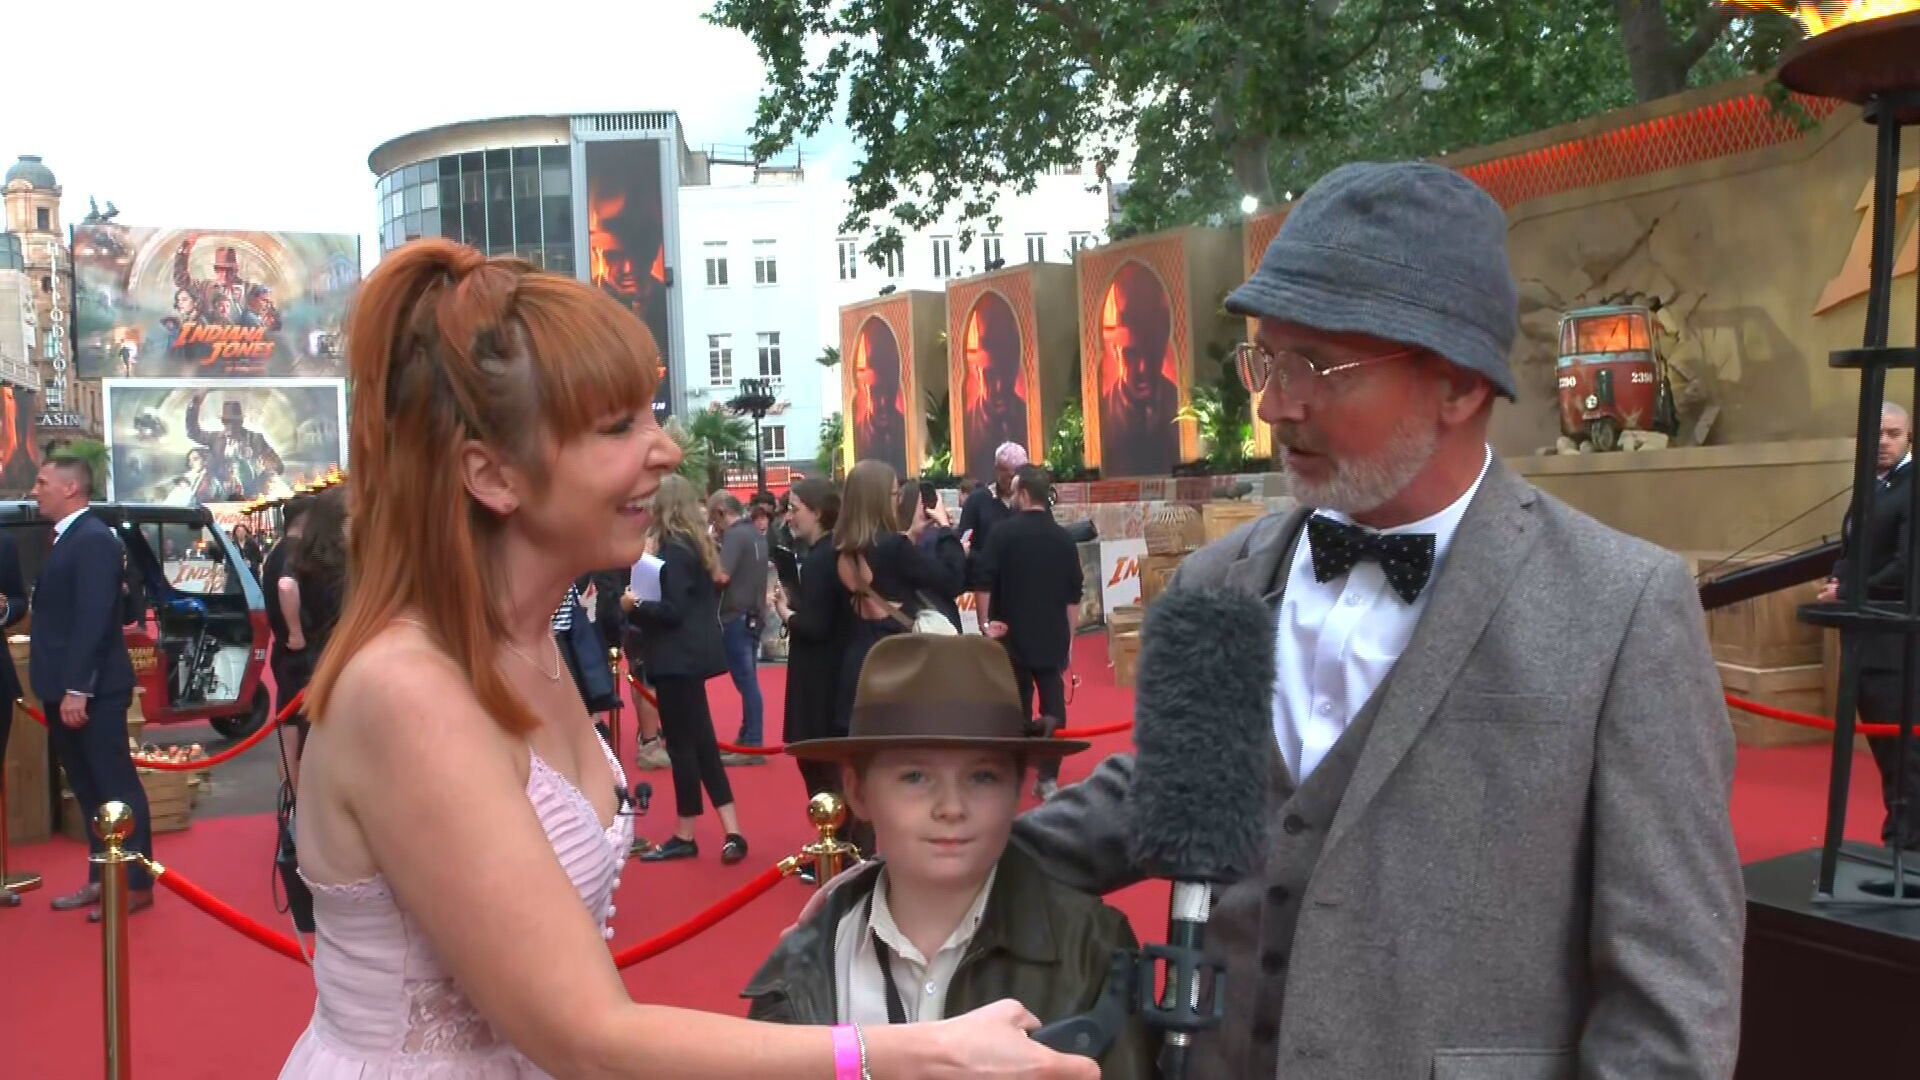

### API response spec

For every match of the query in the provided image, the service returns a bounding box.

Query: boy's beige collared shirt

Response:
[833,865,998,1024]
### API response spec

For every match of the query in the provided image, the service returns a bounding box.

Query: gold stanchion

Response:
[1,775,43,906]
[802,792,861,887]
[94,801,135,1080]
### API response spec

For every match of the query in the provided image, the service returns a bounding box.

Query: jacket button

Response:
[1282,814,1308,835]
[1252,1020,1279,1043]
[1260,951,1286,975]
[1266,884,1290,905]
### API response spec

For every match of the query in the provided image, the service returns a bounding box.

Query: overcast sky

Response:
[3,0,849,269]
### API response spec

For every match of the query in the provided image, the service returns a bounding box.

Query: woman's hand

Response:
[867,999,1101,1079]
[926,502,952,529]
[620,589,638,612]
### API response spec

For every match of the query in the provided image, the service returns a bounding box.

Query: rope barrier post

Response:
[93,801,136,1080]
[802,792,861,888]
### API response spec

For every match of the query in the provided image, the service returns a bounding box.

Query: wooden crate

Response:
[60,768,195,842]
[1719,661,1829,748]
[1202,501,1264,544]
[1140,553,1183,605]
[1703,564,1824,669]
[6,701,51,846]
[1112,631,1141,690]
[1107,605,1145,664]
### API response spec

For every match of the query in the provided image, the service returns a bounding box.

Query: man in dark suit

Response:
[978,464,1083,801]
[1819,400,1920,851]
[29,455,154,917]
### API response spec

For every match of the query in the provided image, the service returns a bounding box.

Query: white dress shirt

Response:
[1272,446,1493,782]
[52,507,87,542]
[833,865,997,1024]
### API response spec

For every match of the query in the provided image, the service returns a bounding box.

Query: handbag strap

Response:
[839,552,915,630]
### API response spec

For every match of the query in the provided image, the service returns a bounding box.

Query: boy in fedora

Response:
[743,634,1152,1078]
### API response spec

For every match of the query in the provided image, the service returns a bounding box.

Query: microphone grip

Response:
[1158,1042,1190,1080]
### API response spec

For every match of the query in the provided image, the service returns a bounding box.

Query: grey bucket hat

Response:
[1224,161,1519,400]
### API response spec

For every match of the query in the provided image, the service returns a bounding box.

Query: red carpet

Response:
[0,634,1888,1078]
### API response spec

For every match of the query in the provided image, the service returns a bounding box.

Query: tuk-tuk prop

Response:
[1,501,272,741]
[1554,304,1679,452]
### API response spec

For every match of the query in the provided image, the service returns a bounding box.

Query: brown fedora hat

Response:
[787,634,1091,761]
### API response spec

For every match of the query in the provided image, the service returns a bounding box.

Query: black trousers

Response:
[1011,662,1067,784]
[651,675,735,820]
[47,692,154,890]
[1861,670,1920,850]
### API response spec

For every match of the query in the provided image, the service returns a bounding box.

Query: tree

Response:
[816,412,846,480]
[1609,0,1798,102]
[711,0,1447,249]
[681,407,755,494]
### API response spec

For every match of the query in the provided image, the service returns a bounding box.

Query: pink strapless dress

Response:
[279,743,634,1078]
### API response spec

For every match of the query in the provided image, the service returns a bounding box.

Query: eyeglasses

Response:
[1234,342,1417,396]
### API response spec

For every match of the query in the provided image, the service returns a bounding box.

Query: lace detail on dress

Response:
[399,978,501,1056]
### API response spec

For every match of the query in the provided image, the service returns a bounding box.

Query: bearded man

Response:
[1013,162,1744,1078]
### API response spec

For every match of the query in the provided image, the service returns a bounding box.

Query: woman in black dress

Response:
[623,474,748,864]
[770,478,845,805]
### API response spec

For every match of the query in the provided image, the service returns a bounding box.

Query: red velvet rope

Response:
[612,861,791,969]
[15,689,301,772]
[144,858,309,964]
[1724,693,1905,738]
[141,852,794,970]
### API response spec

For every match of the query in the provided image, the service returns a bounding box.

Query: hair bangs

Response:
[513,272,662,436]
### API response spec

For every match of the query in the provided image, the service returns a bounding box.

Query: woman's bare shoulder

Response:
[325,623,497,757]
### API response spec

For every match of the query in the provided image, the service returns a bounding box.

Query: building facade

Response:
[368,116,1111,473]
[3,154,102,443]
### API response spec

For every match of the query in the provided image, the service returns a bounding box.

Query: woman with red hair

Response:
[280,238,1089,1079]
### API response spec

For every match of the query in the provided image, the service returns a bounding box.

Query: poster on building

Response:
[1093,260,1181,477]
[102,378,346,503]
[958,291,1032,481]
[583,139,673,420]
[849,314,909,475]
[0,384,39,497]
[70,223,359,381]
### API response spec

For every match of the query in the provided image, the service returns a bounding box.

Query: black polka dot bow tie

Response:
[1305,514,1436,604]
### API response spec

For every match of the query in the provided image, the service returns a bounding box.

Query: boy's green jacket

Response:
[742,843,1156,1079]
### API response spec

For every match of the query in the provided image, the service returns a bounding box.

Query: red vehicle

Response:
[1555,304,1679,452]
[2,501,273,740]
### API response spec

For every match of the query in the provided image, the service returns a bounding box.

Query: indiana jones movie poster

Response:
[104,378,346,504]
[72,223,359,380]
[1095,260,1181,477]
[959,292,1032,481]
[850,315,909,475]
[584,139,674,420]
[0,384,39,497]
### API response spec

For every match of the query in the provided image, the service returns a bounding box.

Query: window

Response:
[1026,233,1047,263]
[708,333,734,385]
[36,208,50,231]
[757,331,783,381]
[754,241,778,285]
[883,248,904,279]
[931,236,954,278]
[1069,232,1096,254]
[837,239,859,281]
[705,243,729,287]
[760,424,787,460]
[982,235,1003,268]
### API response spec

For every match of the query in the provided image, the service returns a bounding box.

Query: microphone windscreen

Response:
[1125,586,1274,883]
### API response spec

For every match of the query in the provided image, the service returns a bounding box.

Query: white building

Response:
[678,160,1111,470]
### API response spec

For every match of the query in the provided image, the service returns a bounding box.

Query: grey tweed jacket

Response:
[1013,460,1744,1079]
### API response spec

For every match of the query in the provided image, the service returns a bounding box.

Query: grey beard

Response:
[1283,416,1439,516]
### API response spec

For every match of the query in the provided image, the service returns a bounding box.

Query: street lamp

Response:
[727,377,778,495]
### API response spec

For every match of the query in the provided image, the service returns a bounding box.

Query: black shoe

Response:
[639,837,698,862]
[721,833,749,865]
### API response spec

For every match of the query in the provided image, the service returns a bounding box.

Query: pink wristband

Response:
[830,1024,863,1080]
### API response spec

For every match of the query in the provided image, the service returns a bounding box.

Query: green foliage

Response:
[711,0,1794,247]
[816,412,846,480]
[55,437,111,499]
[681,408,755,494]
[921,389,953,479]
[1044,399,1087,480]
[1175,346,1254,473]
[815,346,841,368]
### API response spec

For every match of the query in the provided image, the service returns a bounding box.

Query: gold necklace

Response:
[502,633,564,682]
